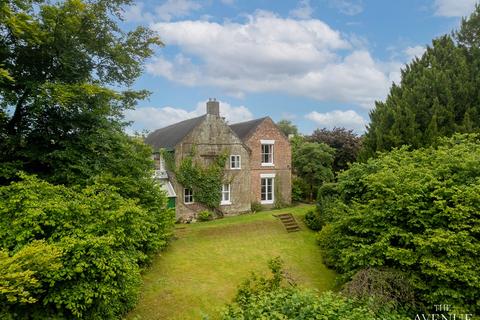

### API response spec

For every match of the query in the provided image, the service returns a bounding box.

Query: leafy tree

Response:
[361,6,480,159]
[0,0,161,183]
[308,127,362,172]
[276,119,298,137]
[292,141,335,201]
[318,134,480,314]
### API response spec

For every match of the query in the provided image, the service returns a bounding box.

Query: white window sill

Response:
[220,201,232,206]
[230,167,241,170]
[261,163,274,167]
[261,200,274,205]
[184,202,194,205]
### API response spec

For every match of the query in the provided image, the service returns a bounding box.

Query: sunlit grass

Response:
[126,204,337,320]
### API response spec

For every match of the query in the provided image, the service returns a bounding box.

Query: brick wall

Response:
[244,118,292,207]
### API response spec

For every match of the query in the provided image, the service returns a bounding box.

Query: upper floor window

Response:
[230,155,241,169]
[221,184,231,205]
[261,140,275,166]
[184,188,194,204]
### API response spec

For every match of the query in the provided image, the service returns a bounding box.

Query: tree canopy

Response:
[292,140,334,200]
[0,1,174,318]
[0,0,162,183]
[361,5,480,159]
[276,119,298,137]
[308,127,362,172]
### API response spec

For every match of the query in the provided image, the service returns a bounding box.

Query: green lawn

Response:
[126,204,337,320]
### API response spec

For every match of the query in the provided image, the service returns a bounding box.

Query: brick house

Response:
[145,100,291,221]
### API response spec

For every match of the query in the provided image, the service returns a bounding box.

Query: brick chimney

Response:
[206,98,220,116]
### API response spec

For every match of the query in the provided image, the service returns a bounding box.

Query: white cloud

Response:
[328,0,364,16]
[125,100,253,132]
[149,11,398,109]
[155,0,202,21]
[290,0,314,19]
[404,45,426,61]
[123,3,154,23]
[305,110,367,133]
[124,0,202,23]
[434,0,477,17]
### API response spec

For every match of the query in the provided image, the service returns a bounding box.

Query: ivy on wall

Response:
[165,147,228,209]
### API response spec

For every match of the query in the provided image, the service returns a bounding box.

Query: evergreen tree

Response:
[361,5,480,159]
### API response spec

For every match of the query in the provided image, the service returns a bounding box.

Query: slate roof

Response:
[145,115,269,149]
[145,115,206,149]
[229,117,268,141]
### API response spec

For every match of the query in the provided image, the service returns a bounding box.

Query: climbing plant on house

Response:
[174,149,228,210]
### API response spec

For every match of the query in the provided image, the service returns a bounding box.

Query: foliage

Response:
[175,152,228,209]
[221,258,408,320]
[0,241,62,308]
[291,176,309,202]
[292,141,335,201]
[276,119,298,137]
[318,134,480,314]
[308,127,362,172]
[0,174,174,319]
[0,0,162,183]
[198,210,213,222]
[250,201,264,212]
[304,210,322,231]
[361,6,480,158]
[343,268,417,312]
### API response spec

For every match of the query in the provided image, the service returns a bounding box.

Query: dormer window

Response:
[230,155,241,169]
[260,140,274,166]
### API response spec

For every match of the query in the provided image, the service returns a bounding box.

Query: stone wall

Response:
[172,114,251,221]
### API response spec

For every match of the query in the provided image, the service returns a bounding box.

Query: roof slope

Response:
[145,115,206,149]
[229,117,268,141]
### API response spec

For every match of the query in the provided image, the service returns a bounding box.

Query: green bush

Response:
[304,210,322,231]
[0,174,174,319]
[250,202,264,212]
[220,258,408,320]
[292,177,309,202]
[318,134,480,314]
[198,210,213,222]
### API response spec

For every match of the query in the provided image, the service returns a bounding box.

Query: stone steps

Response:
[275,213,300,232]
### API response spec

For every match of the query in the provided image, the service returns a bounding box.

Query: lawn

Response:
[126,204,337,320]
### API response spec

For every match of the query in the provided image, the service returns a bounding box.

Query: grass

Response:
[126,204,337,320]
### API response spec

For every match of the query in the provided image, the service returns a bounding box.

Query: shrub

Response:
[318,134,480,314]
[0,174,174,319]
[220,258,408,320]
[304,210,322,231]
[250,202,264,212]
[292,177,309,202]
[198,210,213,222]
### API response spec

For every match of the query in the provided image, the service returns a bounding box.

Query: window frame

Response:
[260,174,275,204]
[184,188,194,204]
[260,140,275,166]
[220,183,231,205]
[230,155,241,170]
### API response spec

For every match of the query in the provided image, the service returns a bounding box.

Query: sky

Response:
[121,0,478,135]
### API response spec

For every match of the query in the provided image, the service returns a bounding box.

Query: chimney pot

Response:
[206,99,220,116]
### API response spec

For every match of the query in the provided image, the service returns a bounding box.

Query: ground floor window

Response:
[221,184,231,205]
[261,177,274,204]
[184,188,194,204]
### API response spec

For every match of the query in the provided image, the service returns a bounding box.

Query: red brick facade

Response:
[243,118,292,207]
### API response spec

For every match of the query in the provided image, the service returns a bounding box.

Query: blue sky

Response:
[122,0,477,135]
